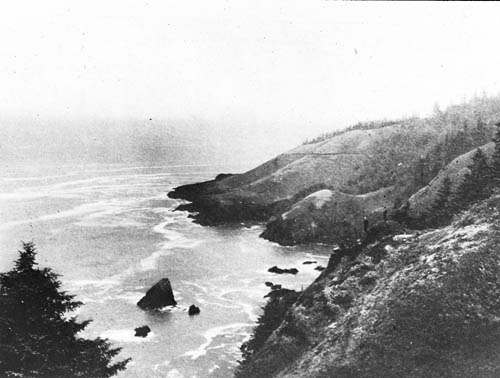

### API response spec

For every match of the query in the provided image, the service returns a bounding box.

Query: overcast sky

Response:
[1,1,500,147]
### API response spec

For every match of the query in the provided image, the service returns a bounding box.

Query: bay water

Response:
[0,163,331,378]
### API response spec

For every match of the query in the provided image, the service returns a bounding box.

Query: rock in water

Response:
[137,278,177,310]
[134,325,151,338]
[188,304,201,316]
[268,266,299,275]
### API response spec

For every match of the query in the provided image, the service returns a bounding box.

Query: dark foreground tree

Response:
[0,242,130,378]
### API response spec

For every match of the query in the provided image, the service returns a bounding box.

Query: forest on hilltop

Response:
[334,94,499,198]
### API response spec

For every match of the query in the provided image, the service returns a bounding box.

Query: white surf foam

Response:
[208,364,220,374]
[183,323,252,360]
[0,173,79,182]
[240,301,259,323]
[140,250,173,270]
[0,201,117,230]
[139,221,202,271]
[100,329,156,343]
[166,369,185,378]
[181,281,209,294]
[153,360,170,372]
[66,278,120,289]
[114,291,144,304]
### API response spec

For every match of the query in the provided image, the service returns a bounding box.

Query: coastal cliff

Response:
[169,98,496,245]
[167,97,500,377]
[170,97,500,247]
[235,193,500,378]
[169,120,437,228]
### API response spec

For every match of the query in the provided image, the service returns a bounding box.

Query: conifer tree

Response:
[490,122,500,186]
[0,242,130,378]
[454,148,490,209]
[430,176,452,226]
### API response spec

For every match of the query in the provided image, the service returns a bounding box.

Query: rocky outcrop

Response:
[268,266,298,275]
[188,304,200,316]
[137,278,177,310]
[265,282,282,290]
[261,187,397,245]
[236,194,500,378]
[134,325,151,338]
[240,288,300,372]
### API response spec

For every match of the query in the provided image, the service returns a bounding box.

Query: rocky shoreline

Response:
[168,175,280,226]
[168,178,399,246]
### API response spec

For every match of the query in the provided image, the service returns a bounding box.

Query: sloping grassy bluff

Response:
[169,96,497,244]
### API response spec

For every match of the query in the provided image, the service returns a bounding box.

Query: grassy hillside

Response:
[170,94,499,238]
[261,187,398,245]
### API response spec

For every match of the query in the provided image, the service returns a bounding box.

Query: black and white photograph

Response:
[1,1,500,378]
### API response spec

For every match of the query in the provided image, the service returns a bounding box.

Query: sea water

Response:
[0,163,331,378]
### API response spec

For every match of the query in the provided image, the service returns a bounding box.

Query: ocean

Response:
[0,162,331,378]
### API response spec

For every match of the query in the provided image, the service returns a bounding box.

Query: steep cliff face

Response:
[236,194,500,378]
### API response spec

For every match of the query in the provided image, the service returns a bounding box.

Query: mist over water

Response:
[0,118,301,168]
[0,161,331,378]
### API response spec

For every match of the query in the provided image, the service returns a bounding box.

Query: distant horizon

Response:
[2,1,500,148]
[2,90,500,168]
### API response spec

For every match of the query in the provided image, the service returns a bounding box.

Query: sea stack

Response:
[188,304,201,316]
[137,278,177,310]
[268,266,299,275]
[134,325,151,338]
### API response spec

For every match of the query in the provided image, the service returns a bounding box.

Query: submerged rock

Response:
[315,265,325,272]
[268,266,299,275]
[137,278,177,310]
[188,304,201,316]
[134,325,151,338]
[303,261,317,265]
[265,281,274,287]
